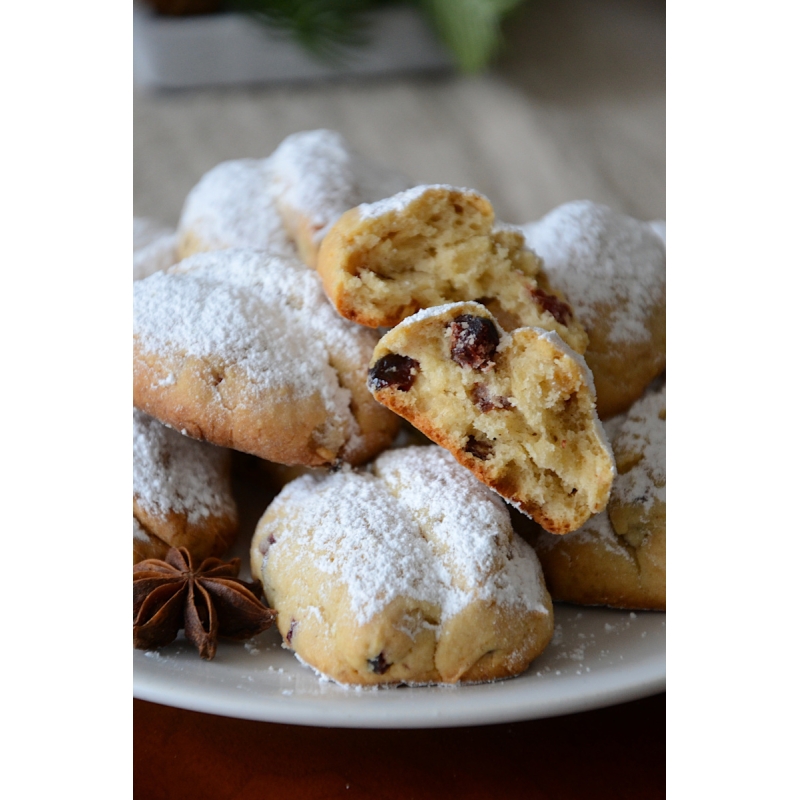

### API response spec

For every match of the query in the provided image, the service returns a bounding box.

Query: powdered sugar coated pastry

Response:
[270,129,412,267]
[250,446,553,686]
[367,302,614,535]
[522,201,666,418]
[317,185,589,353]
[133,408,238,564]
[133,218,179,281]
[133,248,399,467]
[177,157,295,260]
[526,384,665,610]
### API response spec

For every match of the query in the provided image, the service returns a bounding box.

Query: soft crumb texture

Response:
[250,446,553,686]
[132,408,238,564]
[133,248,399,467]
[522,201,666,418]
[524,385,666,610]
[133,218,178,281]
[177,157,296,260]
[317,185,589,353]
[367,302,614,534]
[270,129,412,267]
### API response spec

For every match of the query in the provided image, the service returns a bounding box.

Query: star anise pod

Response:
[133,547,276,660]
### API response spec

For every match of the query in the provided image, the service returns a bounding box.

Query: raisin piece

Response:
[470,383,513,412]
[530,288,573,326]
[368,354,420,392]
[465,435,494,460]
[286,619,298,644]
[448,314,500,371]
[368,652,391,674]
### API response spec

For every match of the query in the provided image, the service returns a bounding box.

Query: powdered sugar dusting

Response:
[611,385,666,510]
[271,130,411,245]
[357,184,486,220]
[261,447,548,627]
[374,447,549,615]
[522,201,665,344]
[133,408,235,525]
[134,249,378,448]
[178,158,295,256]
[265,469,447,625]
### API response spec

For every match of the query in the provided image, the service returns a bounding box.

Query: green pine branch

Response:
[226,0,379,63]
[419,0,525,73]
[225,0,526,72]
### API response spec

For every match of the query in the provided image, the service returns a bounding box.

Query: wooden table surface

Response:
[134,693,665,799]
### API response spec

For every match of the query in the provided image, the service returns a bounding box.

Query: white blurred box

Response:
[133,3,453,89]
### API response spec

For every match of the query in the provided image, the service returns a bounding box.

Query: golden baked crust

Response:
[133,249,399,467]
[522,385,666,610]
[250,446,554,685]
[317,185,589,353]
[530,511,665,610]
[523,201,666,419]
[133,518,170,565]
[367,302,615,534]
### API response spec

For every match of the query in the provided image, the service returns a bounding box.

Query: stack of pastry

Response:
[133,129,666,685]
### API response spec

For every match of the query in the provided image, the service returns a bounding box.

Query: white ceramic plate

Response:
[134,459,665,729]
[133,603,665,729]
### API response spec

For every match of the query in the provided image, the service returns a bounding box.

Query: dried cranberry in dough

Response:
[367,302,615,535]
[316,185,588,353]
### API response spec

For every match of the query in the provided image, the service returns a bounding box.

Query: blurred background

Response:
[133,0,664,228]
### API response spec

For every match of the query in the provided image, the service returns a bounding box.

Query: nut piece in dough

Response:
[317,185,589,354]
[250,446,554,686]
[367,302,615,535]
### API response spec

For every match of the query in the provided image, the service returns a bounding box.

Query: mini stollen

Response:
[528,384,666,610]
[133,408,238,564]
[176,129,410,266]
[317,184,589,354]
[367,301,615,534]
[250,446,554,686]
[522,201,666,419]
[133,248,400,467]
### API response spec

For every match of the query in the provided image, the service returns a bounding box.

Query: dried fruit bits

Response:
[366,301,616,535]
